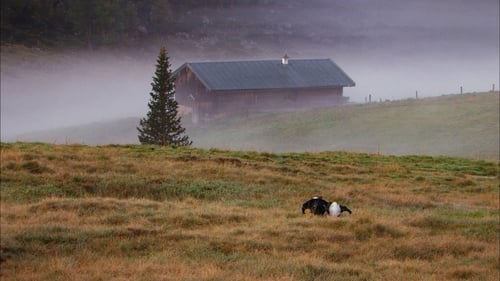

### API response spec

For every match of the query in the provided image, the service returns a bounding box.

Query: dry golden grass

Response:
[1,143,498,280]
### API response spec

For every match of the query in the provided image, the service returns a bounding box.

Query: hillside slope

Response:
[190,92,499,158]
[14,117,140,145]
[14,92,499,159]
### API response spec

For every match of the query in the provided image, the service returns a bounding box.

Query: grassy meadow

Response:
[0,142,498,280]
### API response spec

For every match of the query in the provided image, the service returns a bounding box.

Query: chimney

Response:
[281,54,289,65]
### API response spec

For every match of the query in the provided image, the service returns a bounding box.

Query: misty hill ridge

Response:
[13,92,500,159]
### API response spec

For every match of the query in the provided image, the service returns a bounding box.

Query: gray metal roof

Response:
[173,59,355,91]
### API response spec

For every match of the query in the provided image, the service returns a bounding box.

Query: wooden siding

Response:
[212,88,346,115]
[174,68,349,123]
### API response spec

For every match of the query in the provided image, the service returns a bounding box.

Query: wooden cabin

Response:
[172,56,355,123]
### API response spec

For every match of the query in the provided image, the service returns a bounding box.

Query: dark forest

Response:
[1,0,269,48]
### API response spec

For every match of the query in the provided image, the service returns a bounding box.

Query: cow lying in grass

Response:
[301,196,352,216]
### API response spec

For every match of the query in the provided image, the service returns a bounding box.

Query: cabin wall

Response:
[174,68,213,123]
[213,88,347,116]
[175,68,208,106]
[175,69,348,123]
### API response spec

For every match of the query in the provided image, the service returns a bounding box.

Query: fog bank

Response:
[1,0,498,140]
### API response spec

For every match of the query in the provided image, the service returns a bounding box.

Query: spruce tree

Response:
[137,47,192,146]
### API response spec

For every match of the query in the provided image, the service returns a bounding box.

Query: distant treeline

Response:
[1,0,272,48]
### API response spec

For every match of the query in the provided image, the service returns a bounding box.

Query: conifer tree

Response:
[137,47,191,146]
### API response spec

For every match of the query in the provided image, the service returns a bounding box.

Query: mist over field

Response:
[1,0,499,140]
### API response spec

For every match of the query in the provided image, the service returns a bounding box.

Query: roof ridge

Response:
[185,58,332,64]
